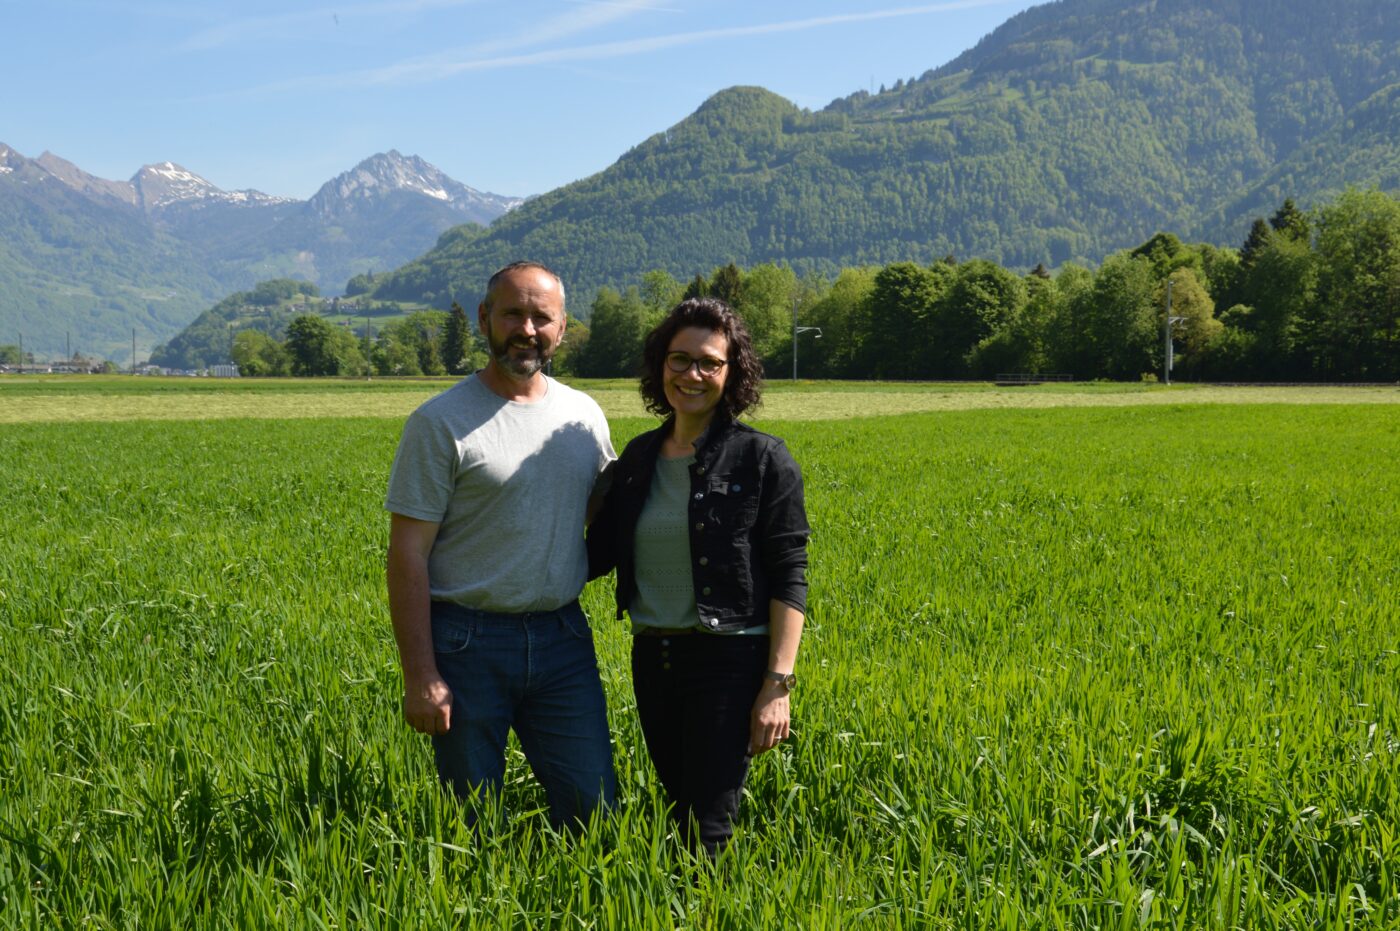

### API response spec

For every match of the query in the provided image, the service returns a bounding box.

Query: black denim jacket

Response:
[587,415,810,632]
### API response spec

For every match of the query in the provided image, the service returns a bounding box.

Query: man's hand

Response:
[403,674,453,735]
[748,681,791,756]
[387,513,448,736]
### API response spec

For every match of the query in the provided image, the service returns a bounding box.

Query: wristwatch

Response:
[764,670,797,691]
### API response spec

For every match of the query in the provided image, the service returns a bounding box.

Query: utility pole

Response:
[132,329,137,375]
[791,296,822,381]
[1163,278,1184,385]
[16,332,21,375]
[364,315,373,380]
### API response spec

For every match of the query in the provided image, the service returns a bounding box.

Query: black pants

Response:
[631,632,768,856]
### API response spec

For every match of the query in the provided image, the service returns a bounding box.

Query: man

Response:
[384,261,616,827]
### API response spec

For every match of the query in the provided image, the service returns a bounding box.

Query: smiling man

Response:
[384,261,617,829]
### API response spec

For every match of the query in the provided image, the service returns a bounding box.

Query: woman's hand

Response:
[748,680,791,755]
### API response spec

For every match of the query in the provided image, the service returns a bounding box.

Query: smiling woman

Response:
[587,297,811,856]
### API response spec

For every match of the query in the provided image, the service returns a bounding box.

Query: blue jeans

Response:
[429,600,616,828]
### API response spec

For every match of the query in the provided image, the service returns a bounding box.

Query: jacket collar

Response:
[633,412,739,470]
[691,412,735,456]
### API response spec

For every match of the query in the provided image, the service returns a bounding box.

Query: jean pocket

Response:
[559,605,593,640]
[431,612,476,655]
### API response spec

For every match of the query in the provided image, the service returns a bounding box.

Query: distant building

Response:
[209,364,240,378]
[50,361,97,374]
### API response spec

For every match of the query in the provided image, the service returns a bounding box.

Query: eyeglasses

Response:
[665,352,727,377]
[666,352,727,377]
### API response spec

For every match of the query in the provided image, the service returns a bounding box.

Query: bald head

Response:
[478,263,568,385]
[484,261,565,312]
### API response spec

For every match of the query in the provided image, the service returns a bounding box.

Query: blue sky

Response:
[3,0,1041,200]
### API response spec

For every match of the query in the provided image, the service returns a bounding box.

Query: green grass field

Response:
[1,379,1397,928]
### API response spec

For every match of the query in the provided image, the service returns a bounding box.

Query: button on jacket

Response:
[587,415,810,631]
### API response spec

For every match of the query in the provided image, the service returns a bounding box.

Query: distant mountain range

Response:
[366,0,1400,311]
[0,147,520,360]
[13,0,1400,365]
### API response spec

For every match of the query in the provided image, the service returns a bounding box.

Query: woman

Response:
[588,297,810,855]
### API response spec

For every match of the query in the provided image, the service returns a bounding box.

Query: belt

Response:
[634,625,698,637]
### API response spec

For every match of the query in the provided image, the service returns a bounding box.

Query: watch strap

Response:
[764,670,797,690]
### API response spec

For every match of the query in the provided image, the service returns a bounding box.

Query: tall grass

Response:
[1,403,1396,928]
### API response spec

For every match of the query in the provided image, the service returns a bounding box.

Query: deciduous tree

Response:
[231,330,288,376]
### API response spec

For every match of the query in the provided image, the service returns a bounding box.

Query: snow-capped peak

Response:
[308,150,523,219]
[131,161,295,211]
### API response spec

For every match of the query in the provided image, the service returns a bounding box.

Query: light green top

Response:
[630,454,701,630]
[629,453,768,636]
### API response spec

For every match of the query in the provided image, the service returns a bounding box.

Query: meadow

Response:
[0,378,1397,928]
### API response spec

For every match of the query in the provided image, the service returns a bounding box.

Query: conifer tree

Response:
[710,263,745,307]
[443,302,471,375]
[683,274,709,300]
[1269,198,1310,242]
[1239,218,1271,269]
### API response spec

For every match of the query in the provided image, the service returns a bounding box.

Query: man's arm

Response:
[387,513,453,734]
[749,600,804,756]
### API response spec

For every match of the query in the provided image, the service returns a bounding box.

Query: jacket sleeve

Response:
[757,439,811,614]
[587,432,646,582]
[586,478,621,582]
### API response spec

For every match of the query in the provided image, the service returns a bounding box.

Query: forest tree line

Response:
[233,188,1399,382]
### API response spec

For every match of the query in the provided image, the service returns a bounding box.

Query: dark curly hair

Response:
[639,297,764,420]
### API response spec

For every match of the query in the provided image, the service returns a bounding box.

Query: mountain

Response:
[32,152,137,206]
[146,151,524,290]
[0,143,222,364]
[0,147,520,361]
[179,151,523,292]
[367,0,1400,310]
[307,150,519,222]
[131,161,294,212]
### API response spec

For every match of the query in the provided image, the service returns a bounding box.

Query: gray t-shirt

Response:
[385,374,615,613]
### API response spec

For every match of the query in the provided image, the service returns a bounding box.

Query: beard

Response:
[486,319,556,379]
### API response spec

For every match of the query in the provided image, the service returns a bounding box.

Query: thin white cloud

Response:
[459,0,672,59]
[60,0,218,22]
[560,0,683,11]
[466,0,677,58]
[178,0,480,52]
[240,0,673,94]
[237,0,1010,93]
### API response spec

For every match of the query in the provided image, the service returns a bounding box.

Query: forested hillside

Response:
[368,0,1400,309]
[207,189,1398,385]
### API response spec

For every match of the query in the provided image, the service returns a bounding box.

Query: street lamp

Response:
[1163,277,1185,385]
[791,298,822,381]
